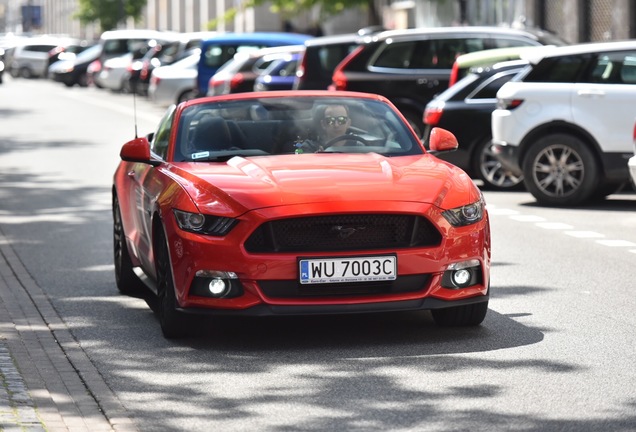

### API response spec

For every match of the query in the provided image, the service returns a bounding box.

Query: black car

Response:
[423,59,527,190]
[50,43,102,87]
[331,26,566,137]
[293,32,366,90]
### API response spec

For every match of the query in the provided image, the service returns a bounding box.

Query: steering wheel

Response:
[324,134,371,149]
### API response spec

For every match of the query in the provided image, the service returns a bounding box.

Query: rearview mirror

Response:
[428,127,458,153]
[120,137,161,166]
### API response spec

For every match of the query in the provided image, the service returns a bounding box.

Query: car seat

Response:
[191,117,235,151]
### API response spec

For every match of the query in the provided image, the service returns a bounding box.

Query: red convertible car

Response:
[113,91,491,338]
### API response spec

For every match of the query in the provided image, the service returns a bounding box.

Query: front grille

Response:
[259,274,430,298]
[244,214,442,253]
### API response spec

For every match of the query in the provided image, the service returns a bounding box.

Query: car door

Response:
[571,49,636,154]
[128,105,176,273]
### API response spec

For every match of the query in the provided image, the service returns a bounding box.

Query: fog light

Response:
[190,270,243,298]
[441,260,482,289]
[208,278,228,296]
[452,269,471,286]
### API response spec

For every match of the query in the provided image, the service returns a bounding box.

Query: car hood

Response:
[168,153,480,216]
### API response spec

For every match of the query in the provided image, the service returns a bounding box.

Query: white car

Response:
[148,49,200,106]
[96,52,135,92]
[492,40,636,205]
[9,36,78,78]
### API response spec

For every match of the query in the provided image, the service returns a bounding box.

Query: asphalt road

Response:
[1,76,636,432]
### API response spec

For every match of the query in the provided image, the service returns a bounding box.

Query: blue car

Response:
[197,32,312,96]
[253,52,300,91]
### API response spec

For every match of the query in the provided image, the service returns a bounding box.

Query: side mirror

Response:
[120,137,161,166]
[428,127,458,153]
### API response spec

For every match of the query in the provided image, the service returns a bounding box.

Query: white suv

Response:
[491,41,636,205]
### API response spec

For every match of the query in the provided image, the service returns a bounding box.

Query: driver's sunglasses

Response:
[323,116,349,126]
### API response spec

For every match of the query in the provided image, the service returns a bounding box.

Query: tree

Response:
[209,0,381,30]
[75,0,147,32]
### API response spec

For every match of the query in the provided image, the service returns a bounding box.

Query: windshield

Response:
[173,96,423,162]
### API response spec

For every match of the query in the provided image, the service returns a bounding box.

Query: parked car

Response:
[131,32,212,96]
[9,36,78,78]
[424,59,528,190]
[207,45,304,96]
[448,45,555,87]
[293,32,368,90]
[492,40,636,205]
[331,26,567,137]
[49,43,102,87]
[253,52,300,91]
[113,90,491,338]
[98,39,174,93]
[46,40,93,73]
[93,29,175,89]
[196,32,312,96]
[148,49,200,106]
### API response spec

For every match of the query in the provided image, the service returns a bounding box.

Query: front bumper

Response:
[177,292,490,317]
[163,202,491,315]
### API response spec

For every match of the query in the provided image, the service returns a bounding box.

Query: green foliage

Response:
[208,0,380,29]
[75,0,147,32]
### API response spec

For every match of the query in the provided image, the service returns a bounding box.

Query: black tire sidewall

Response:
[522,133,598,206]
[474,138,524,191]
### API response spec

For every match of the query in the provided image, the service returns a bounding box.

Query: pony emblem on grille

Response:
[331,225,367,239]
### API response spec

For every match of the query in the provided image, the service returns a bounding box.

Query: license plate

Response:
[299,255,397,285]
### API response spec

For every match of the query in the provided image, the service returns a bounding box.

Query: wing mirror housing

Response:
[427,127,459,154]
[120,137,161,166]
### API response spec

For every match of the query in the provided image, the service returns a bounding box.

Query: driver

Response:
[296,104,355,153]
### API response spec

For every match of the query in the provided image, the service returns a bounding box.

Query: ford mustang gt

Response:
[112,90,491,338]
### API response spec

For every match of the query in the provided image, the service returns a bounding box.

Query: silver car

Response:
[148,50,199,106]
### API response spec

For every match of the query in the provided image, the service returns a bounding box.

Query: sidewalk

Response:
[0,226,138,432]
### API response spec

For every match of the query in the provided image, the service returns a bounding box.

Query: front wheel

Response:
[522,133,598,206]
[431,300,488,327]
[154,227,190,339]
[474,138,524,190]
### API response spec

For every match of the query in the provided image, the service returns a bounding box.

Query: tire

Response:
[154,227,190,339]
[78,74,88,87]
[113,195,145,295]
[20,67,32,79]
[474,138,524,191]
[431,300,489,327]
[522,133,598,206]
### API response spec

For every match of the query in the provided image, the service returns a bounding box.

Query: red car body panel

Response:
[113,90,490,326]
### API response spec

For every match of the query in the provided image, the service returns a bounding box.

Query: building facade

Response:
[1,0,635,43]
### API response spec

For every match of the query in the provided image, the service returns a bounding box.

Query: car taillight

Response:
[496,98,524,110]
[210,77,224,88]
[296,52,306,79]
[230,73,244,89]
[331,45,364,91]
[423,106,444,126]
[449,61,459,87]
[151,75,160,85]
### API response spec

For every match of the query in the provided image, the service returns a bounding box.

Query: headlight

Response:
[442,196,485,227]
[173,209,238,236]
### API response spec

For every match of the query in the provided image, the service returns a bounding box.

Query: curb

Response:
[0,226,138,432]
